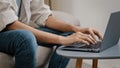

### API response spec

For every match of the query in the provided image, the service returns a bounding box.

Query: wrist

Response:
[71,25,81,32]
[58,36,66,45]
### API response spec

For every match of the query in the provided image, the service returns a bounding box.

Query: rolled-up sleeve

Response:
[30,0,52,26]
[0,0,18,31]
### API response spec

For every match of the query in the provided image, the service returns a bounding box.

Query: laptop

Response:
[59,11,120,53]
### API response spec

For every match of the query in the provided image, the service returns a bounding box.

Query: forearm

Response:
[45,15,79,32]
[6,21,64,44]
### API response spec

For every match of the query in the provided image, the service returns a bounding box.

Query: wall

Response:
[52,0,120,35]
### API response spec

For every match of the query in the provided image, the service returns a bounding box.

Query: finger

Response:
[77,33,94,44]
[88,35,97,44]
[75,32,95,44]
[89,30,97,41]
[93,29,103,40]
[80,39,90,45]
[81,29,97,44]
[81,35,96,44]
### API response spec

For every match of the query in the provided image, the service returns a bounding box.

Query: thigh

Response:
[0,30,36,55]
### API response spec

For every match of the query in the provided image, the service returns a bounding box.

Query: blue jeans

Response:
[0,30,37,68]
[0,27,71,68]
[37,26,72,68]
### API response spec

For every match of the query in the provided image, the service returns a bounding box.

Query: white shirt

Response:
[0,0,52,31]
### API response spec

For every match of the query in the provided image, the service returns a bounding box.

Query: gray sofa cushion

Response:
[0,53,14,68]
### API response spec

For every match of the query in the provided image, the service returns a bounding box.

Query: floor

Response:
[67,59,120,68]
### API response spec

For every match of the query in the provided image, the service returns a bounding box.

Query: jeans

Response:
[0,30,37,68]
[37,26,73,68]
[0,27,72,68]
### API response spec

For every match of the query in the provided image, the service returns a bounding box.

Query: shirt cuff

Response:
[0,9,18,31]
[35,10,52,26]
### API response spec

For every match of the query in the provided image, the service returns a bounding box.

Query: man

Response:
[0,0,102,68]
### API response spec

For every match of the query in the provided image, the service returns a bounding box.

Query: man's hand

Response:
[78,27,103,40]
[60,26,103,45]
[72,26,103,43]
[59,32,99,45]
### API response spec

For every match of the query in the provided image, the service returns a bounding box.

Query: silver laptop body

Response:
[60,11,120,53]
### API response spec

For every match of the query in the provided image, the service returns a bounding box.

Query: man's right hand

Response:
[59,32,97,45]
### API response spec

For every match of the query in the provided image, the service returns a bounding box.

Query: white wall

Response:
[52,0,120,35]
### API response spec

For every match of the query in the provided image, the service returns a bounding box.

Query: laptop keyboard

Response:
[60,41,101,52]
[63,41,101,49]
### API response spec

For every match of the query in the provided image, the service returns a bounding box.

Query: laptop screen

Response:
[101,11,120,51]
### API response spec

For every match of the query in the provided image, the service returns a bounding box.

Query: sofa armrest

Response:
[0,53,14,68]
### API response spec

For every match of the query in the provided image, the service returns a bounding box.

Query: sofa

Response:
[0,10,80,68]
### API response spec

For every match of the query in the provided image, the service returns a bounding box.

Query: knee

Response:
[15,30,35,40]
[13,30,36,42]
[13,30,37,54]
